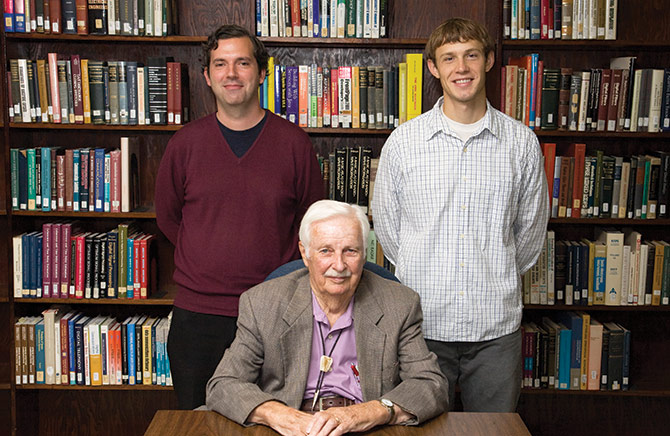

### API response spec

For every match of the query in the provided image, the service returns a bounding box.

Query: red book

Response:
[75,0,88,34]
[139,234,155,299]
[541,142,557,203]
[110,149,121,213]
[74,232,88,298]
[49,0,62,33]
[42,223,52,298]
[596,69,612,131]
[166,62,175,124]
[60,222,73,297]
[88,150,95,211]
[540,0,550,39]
[330,67,339,128]
[171,62,189,125]
[52,223,62,298]
[291,0,301,36]
[322,68,331,126]
[70,55,84,124]
[133,234,141,299]
[566,143,586,218]
[60,313,72,383]
[28,0,36,32]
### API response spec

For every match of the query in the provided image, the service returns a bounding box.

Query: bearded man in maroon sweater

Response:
[155,24,323,410]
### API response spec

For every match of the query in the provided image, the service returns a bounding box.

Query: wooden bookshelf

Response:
[1,1,669,436]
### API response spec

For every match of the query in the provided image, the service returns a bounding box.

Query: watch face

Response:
[381,399,393,407]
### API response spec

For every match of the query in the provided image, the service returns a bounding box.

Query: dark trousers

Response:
[426,329,522,412]
[167,306,238,410]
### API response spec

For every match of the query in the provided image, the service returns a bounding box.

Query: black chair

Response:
[265,259,399,282]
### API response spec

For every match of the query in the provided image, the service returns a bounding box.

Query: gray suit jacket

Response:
[205,269,448,425]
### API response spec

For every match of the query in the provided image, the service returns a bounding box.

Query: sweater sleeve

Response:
[155,135,186,246]
[293,131,325,225]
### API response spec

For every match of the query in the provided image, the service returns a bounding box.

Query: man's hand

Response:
[248,401,314,436]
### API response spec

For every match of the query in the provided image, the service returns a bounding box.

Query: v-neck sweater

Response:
[155,111,324,316]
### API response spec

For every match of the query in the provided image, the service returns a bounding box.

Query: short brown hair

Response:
[425,18,495,64]
[201,24,269,74]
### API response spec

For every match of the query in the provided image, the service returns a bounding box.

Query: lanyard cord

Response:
[311,323,344,410]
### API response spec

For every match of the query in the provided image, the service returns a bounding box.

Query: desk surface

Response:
[144,410,532,436]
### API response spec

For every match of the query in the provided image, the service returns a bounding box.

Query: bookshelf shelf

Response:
[0,383,10,390]
[14,291,176,306]
[534,131,670,139]
[5,33,206,44]
[8,123,181,132]
[548,218,670,225]
[11,209,157,219]
[260,37,428,49]
[305,127,393,135]
[524,304,670,312]
[502,40,670,51]
[16,384,173,391]
[521,388,670,397]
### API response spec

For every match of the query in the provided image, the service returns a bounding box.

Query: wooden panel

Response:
[0,304,9,384]
[14,390,177,436]
[175,0,253,37]
[617,0,670,43]
[518,394,670,436]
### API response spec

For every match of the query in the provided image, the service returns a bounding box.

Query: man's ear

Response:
[427,59,440,79]
[485,52,495,73]
[203,67,212,87]
[298,241,309,267]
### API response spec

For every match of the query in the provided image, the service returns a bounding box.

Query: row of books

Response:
[14,308,172,386]
[10,138,142,213]
[502,55,670,132]
[522,313,629,391]
[542,144,670,220]
[3,0,179,36]
[256,0,389,39]
[259,54,423,129]
[12,221,157,300]
[320,146,374,213]
[524,229,670,307]
[8,55,189,126]
[503,0,618,40]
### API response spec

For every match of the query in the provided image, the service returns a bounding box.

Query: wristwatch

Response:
[379,398,395,424]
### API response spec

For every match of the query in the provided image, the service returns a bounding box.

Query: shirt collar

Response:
[425,96,501,142]
[311,292,355,331]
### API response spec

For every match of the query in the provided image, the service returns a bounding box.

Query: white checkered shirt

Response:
[372,97,549,342]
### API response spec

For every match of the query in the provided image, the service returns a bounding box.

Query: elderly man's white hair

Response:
[299,200,369,257]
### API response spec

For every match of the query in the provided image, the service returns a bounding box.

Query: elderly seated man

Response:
[205,200,448,436]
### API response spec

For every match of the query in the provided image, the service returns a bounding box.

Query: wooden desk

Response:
[144,410,532,436]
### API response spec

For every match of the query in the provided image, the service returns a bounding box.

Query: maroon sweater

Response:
[155,112,324,316]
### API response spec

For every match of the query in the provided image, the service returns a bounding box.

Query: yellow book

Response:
[651,241,665,305]
[575,311,590,390]
[81,59,92,124]
[142,317,157,385]
[405,53,423,120]
[398,62,407,124]
[267,57,275,114]
[351,66,360,129]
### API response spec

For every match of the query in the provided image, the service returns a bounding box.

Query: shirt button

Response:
[328,334,333,339]
[459,292,464,296]
[462,177,467,182]
[460,263,465,267]
[461,205,466,210]
[460,234,465,239]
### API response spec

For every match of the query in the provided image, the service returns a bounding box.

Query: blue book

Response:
[104,152,111,212]
[118,61,129,125]
[35,319,46,383]
[530,0,540,39]
[557,312,583,390]
[4,5,14,32]
[578,242,589,305]
[127,235,134,299]
[274,64,282,116]
[10,148,19,210]
[556,322,572,390]
[68,313,83,384]
[286,66,299,124]
[27,148,36,210]
[41,147,51,211]
[72,149,80,211]
[14,4,25,33]
[127,316,137,384]
[94,148,105,212]
[255,0,262,35]
[529,53,539,129]
[312,0,319,37]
